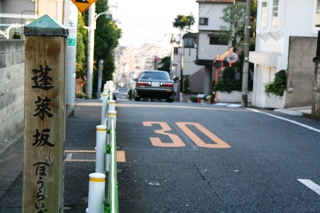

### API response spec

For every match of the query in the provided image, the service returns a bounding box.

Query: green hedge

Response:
[214,79,242,93]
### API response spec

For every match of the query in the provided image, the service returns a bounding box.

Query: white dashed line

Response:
[298,179,320,196]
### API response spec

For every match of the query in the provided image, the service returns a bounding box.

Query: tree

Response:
[173,14,195,94]
[173,14,195,46]
[219,3,246,48]
[157,56,171,72]
[76,11,87,79]
[251,0,258,36]
[90,0,121,98]
[216,1,257,93]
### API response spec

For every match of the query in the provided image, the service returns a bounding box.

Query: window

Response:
[261,2,268,29]
[209,37,228,45]
[174,47,179,55]
[272,0,279,27]
[316,0,320,27]
[184,37,194,48]
[199,18,208,26]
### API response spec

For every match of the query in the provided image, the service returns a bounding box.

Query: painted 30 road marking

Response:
[143,122,185,147]
[142,121,231,148]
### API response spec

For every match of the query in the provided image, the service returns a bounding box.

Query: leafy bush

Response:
[214,79,242,93]
[12,31,21,39]
[265,70,287,96]
[183,77,191,93]
[222,67,235,79]
[213,67,242,93]
[189,96,198,102]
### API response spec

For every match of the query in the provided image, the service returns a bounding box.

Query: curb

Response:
[274,109,304,116]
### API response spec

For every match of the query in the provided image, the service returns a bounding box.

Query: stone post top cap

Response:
[24,14,68,37]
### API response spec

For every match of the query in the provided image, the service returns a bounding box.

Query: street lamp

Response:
[85,5,115,99]
[85,3,96,99]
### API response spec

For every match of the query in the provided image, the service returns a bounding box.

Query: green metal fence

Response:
[105,117,119,213]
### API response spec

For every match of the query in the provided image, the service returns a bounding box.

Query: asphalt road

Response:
[1,86,320,212]
[115,98,320,212]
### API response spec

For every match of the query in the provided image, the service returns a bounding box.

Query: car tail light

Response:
[161,82,173,88]
[137,81,151,87]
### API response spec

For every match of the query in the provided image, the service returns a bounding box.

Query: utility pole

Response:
[86,3,96,99]
[241,0,252,107]
[154,55,157,70]
[180,31,184,102]
[312,31,320,119]
[85,6,114,99]
[64,0,78,117]
[170,34,174,78]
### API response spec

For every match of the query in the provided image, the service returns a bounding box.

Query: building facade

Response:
[249,0,320,108]
[0,0,65,39]
[194,0,245,95]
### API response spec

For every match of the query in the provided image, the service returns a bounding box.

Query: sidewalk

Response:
[0,98,102,212]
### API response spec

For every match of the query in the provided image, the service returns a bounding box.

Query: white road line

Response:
[66,153,72,160]
[297,179,320,196]
[248,109,320,134]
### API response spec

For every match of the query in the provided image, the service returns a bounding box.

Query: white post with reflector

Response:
[101,90,109,125]
[108,100,115,112]
[86,173,106,213]
[96,125,107,173]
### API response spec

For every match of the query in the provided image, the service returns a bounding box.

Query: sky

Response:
[108,0,199,49]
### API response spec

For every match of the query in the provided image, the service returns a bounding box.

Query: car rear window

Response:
[140,72,169,80]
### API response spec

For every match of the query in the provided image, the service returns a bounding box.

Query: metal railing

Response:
[105,116,119,213]
[86,80,119,213]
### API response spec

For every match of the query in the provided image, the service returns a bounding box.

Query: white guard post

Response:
[107,80,115,100]
[86,173,106,213]
[108,100,115,111]
[95,125,107,173]
[101,88,109,125]
[106,110,117,172]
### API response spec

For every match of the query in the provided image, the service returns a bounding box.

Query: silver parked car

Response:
[133,70,175,102]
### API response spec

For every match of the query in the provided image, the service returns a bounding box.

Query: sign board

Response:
[71,0,97,13]
[67,37,76,46]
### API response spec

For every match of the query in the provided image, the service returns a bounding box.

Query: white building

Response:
[191,0,244,94]
[249,0,319,108]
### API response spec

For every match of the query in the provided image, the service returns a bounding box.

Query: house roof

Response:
[183,33,198,39]
[196,0,234,3]
[196,0,245,3]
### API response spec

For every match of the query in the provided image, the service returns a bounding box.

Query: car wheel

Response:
[133,91,140,101]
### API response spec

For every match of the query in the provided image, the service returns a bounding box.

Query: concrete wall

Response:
[286,36,316,107]
[0,40,24,143]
